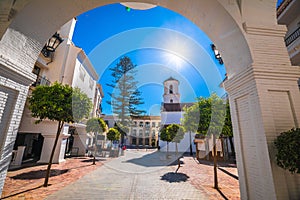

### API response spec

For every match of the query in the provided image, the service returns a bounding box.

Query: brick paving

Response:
[1,150,240,199]
[179,157,240,200]
[1,157,108,200]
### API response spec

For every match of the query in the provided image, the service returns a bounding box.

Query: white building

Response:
[128,116,161,147]
[102,115,161,148]
[277,0,300,88]
[13,19,101,166]
[277,0,300,66]
[159,77,196,153]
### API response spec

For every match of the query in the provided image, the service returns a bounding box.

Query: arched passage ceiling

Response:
[1,0,279,77]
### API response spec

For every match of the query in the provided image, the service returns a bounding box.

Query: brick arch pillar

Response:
[224,20,300,200]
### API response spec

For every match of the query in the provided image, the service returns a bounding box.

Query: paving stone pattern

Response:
[46,150,239,200]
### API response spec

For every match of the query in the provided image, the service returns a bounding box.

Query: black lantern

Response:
[41,32,63,58]
[211,44,223,65]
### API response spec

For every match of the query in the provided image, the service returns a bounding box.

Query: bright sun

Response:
[164,51,184,71]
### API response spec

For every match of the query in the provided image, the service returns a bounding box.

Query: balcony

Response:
[32,75,51,87]
[285,26,300,46]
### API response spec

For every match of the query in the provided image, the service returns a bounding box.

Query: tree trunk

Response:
[213,134,218,189]
[189,131,193,156]
[229,136,235,156]
[166,141,169,158]
[176,142,181,172]
[93,132,97,165]
[44,121,64,187]
[205,136,209,160]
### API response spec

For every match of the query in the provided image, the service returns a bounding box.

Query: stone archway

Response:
[0,0,299,199]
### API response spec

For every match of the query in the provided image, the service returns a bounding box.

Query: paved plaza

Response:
[2,149,240,199]
[46,150,239,200]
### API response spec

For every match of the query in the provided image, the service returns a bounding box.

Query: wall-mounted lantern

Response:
[211,44,224,65]
[41,32,63,63]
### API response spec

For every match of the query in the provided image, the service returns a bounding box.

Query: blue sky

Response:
[73,3,226,115]
[277,0,284,7]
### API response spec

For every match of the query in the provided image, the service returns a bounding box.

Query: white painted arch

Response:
[4,0,253,78]
[0,0,300,199]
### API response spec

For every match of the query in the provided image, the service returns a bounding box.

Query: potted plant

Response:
[274,128,300,174]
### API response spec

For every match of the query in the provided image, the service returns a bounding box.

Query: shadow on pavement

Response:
[217,188,229,200]
[125,151,185,167]
[197,159,237,168]
[11,169,69,180]
[1,185,43,199]
[160,172,190,183]
[218,167,239,180]
[81,158,107,163]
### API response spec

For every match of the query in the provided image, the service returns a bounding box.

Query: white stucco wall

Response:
[161,111,183,125]
[159,132,196,153]
[72,59,96,101]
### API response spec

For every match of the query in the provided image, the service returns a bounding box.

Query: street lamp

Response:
[41,32,63,63]
[211,44,224,65]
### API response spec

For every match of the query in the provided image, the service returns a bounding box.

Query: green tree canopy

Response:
[182,93,226,137]
[181,93,226,189]
[72,87,93,123]
[28,82,92,187]
[167,124,185,144]
[106,56,145,143]
[86,117,107,164]
[107,128,121,142]
[160,124,185,156]
[160,126,171,143]
[29,82,92,124]
[221,100,233,137]
[182,104,200,134]
[29,82,74,123]
[86,117,107,134]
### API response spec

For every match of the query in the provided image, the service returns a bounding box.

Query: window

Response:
[145,130,150,137]
[169,85,173,94]
[139,130,143,137]
[32,65,41,76]
[132,129,137,136]
[133,121,137,127]
[145,122,150,128]
[152,122,156,127]
[139,121,144,127]
[132,137,137,145]
[170,99,173,103]
[89,77,94,89]
[145,138,150,145]
[79,66,86,81]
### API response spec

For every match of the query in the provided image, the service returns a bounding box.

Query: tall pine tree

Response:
[107,56,145,144]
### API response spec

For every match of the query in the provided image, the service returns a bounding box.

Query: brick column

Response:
[0,61,32,194]
[225,24,300,200]
[0,27,39,195]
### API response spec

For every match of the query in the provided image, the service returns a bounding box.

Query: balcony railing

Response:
[285,26,300,46]
[32,75,51,87]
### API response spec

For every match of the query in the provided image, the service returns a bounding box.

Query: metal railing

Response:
[285,26,300,46]
[32,75,51,87]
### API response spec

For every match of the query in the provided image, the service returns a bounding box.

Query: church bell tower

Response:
[163,77,180,103]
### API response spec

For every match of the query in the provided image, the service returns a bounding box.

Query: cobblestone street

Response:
[2,150,240,199]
